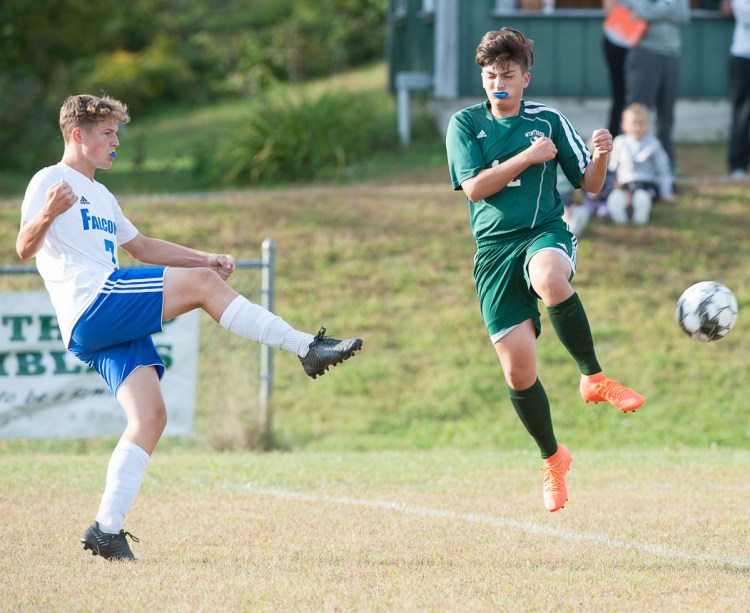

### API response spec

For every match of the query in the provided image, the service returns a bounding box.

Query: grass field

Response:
[1,174,749,611]
[4,175,747,452]
[1,449,749,610]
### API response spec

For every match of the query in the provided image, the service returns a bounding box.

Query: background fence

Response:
[0,237,276,449]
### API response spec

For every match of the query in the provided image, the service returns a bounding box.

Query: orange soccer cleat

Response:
[540,444,572,513]
[579,373,645,413]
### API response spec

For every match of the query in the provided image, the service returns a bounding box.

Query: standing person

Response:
[607,103,675,225]
[445,28,645,514]
[623,0,691,170]
[16,94,363,561]
[603,0,631,137]
[722,0,750,178]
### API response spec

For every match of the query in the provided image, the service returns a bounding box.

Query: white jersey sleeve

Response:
[20,163,139,346]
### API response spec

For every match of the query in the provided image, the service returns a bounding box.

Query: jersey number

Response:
[104,239,116,264]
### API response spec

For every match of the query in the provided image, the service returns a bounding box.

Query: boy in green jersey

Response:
[446,28,645,512]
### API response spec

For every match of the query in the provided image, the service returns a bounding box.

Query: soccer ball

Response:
[675,281,738,342]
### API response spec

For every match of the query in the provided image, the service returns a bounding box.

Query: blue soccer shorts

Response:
[68,267,167,395]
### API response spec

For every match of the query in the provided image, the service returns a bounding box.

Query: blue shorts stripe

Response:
[68,267,167,395]
[101,277,164,293]
[103,286,163,294]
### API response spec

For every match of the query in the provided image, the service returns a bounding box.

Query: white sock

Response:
[607,189,629,225]
[95,439,150,534]
[219,295,314,357]
[631,189,653,225]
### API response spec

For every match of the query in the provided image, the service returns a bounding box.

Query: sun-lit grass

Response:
[81,63,401,194]
[1,448,748,611]
[2,175,748,453]
[3,65,457,202]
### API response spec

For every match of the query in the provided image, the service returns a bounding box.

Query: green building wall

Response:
[388,1,734,99]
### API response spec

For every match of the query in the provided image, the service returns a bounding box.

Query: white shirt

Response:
[20,163,139,346]
[731,0,750,59]
[608,133,674,197]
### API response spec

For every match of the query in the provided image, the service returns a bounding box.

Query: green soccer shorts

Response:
[473,223,577,343]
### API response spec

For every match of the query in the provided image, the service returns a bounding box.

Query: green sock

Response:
[507,378,557,459]
[547,292,602,376]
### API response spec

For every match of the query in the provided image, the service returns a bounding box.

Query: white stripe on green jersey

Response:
[446,99,592,242]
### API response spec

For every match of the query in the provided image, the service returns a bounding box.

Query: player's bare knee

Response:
[155,412,167,437]
[145,404,167,435]
[189,267,226,299]
[196,266,224,286]
[531,271,569,305]
[505,370,537,391]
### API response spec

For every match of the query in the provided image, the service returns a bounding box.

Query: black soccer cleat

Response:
[81,521,139,561]
[299,327,363,379]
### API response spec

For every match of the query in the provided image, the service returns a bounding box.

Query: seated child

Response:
[607,103,675,225]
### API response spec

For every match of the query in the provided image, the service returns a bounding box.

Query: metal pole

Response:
[258,238,275,445]
[397,84,411,145]
[395,71,433,145]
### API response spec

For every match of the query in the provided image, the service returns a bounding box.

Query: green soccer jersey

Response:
[446,99,592,242]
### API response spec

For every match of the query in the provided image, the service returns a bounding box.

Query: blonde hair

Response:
[59,94,130,142]
[622,103,650,123]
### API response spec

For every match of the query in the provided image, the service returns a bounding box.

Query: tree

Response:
[0,0,387,173]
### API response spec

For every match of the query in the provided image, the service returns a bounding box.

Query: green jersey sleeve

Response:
[446,109,485,191]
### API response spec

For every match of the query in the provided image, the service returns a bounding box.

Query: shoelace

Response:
[312,327,327,344]
[540,463,566,492]
[119,530,139,544]
[595,379,632,402]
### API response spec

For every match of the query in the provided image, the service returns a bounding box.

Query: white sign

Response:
[0,292,199,439]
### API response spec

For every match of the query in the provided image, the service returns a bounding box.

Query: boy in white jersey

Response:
[17,94,363,561]
[446,29,645,513]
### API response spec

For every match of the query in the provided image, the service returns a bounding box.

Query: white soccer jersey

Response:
[20,163,139,346]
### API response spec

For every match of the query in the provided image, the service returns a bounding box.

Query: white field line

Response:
[219,483,750,570]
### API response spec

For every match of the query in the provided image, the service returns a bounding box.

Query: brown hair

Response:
[59,94,130,142]
[475,28,535,73]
